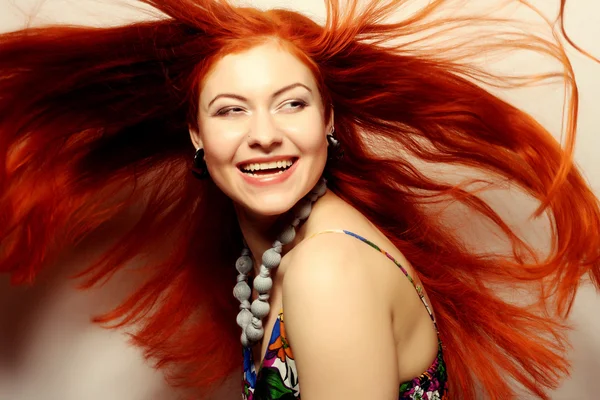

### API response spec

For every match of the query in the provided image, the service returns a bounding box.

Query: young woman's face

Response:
[193,41,331,217]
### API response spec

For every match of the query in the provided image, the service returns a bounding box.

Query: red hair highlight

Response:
[1,0,599,398]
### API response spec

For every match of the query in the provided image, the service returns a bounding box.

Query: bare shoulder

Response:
[282,232,379,320]
[283,231,368,288]
[282,229,406,314]
[281,232,399,399]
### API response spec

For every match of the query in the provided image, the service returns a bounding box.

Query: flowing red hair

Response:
[1,0,598,398]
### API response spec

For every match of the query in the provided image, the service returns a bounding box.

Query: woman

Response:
[0,0,598,399]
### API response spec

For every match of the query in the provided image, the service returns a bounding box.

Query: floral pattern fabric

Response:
[243,311,299,400]
[242,229,449,399]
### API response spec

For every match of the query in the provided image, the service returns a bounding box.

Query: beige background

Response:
[0,0,598,399]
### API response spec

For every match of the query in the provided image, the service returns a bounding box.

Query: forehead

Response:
[200,42,318,102]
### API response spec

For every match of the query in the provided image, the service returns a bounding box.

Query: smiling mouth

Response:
[239,158,297,177]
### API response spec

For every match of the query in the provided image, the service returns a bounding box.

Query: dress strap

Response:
[306,229,438,331]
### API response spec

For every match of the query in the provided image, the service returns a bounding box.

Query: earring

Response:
[326,129,343,161]
[192,148,210,179]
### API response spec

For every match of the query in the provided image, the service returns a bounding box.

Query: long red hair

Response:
[1,0,598,398]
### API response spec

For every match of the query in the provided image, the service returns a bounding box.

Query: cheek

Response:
[303,130,328,159]
[285,116,328,154]
[199,123,242,165]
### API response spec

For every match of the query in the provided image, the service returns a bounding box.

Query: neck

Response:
[235,205,284,275]
[234,188,331,276]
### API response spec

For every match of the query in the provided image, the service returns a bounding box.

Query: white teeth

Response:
[245,170,285,177]
[241,159,294,172]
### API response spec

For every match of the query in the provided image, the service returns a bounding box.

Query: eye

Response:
[215,107,245,117]
[281,100,308,111]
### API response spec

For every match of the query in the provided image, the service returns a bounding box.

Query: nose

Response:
[246,110,283,150]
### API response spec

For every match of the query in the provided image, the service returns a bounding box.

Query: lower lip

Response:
[239,160,299,187]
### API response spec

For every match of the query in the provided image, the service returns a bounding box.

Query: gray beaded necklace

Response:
[233,177,327,347]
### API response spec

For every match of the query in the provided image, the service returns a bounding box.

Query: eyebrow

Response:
[207,82,312,108]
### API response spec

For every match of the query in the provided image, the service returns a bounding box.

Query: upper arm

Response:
[282,235,399,400]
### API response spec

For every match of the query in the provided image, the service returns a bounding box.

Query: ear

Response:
[189,125,203,150]
[326,107,335,134]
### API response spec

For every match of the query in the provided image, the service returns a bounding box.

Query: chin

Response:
[242,193,301,218]
[221,160,325,219]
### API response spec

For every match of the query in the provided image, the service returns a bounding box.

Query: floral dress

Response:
[242,230,448,400]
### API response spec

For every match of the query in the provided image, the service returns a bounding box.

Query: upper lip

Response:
[236,156,297,168]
